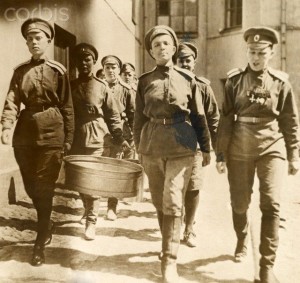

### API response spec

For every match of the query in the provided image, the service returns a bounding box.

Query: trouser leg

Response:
[28,147,61,266]
[14,147,36,199]
[157,210,164,233]
[227,158,255,236]
[257,156,283,272]
[84,195,100,225]
[227,159,255,260]
[142,154,193,281]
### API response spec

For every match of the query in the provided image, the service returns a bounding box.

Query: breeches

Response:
[187,150,206,191]
[227,155,284,216]
[142,155,194,216]
[14,146,63,199]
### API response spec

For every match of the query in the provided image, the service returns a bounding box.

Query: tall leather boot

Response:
[232,210,249,262]
[259,213,280,283]
[32,196,53,266]
[161,215,181,283]
[184,190,199,247]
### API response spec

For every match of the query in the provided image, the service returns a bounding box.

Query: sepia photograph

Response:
[0,0,299,282]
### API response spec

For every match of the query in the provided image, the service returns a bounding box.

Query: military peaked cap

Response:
[21,17,54,40]
[178,42,198,59]
[144,25,178,58]
[244,26,279,48]
[74,43,98,61]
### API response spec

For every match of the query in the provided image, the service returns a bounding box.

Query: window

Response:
[156,0,198,37]
[225,0,242,29]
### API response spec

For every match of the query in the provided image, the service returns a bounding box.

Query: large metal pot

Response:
[64,155,143,198]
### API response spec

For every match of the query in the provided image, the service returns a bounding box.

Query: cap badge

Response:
[254,34,260,42]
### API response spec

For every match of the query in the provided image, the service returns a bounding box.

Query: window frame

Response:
[156,0,199,38]
[224,0,243,30]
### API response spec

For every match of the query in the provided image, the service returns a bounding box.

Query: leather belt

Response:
[26,105,56,112]
[150,115,189,125]
[236,116,276,124]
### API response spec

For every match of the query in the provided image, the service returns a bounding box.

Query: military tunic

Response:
[1,57,74,147]
[107,78,135,141]
[1,57,74,202]
[216,66,299,162]
[70,74,124,150]
[134,65,210,158]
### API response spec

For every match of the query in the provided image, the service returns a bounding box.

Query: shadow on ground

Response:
[0,244,254,283]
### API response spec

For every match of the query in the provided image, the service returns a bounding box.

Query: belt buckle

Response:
[252,117,258,123]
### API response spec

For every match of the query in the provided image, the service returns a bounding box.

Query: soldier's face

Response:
[26,31,50,58]
[246,46,274,71]
[177,55,196,72]
[104,64,120,83]
[150,34,176,65]
[76,54,95,75]
[121,70,135,84]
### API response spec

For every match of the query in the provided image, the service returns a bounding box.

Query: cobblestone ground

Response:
[0,163,299,283]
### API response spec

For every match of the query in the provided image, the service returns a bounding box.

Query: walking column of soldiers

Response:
[0,17,299,283]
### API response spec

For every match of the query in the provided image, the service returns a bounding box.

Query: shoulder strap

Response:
[227,67,245,78]
[195,76,210,85]
[46,60,67,75]
[174,66,194,80]
[13,59,31,70]
[268,67,289,82]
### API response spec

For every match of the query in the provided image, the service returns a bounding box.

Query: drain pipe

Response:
[281,0,287,71]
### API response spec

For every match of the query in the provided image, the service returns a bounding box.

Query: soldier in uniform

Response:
[101,55,135,220]
[120,62,137,93]
[133,25,211,283]
[216,27,300,283]
[70,43,129,240]
[176,42,220,247]
[0,18,74,266]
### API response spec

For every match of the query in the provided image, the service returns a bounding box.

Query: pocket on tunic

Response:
[32,107,64,145]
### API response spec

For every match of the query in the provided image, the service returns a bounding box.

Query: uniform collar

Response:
[108,78,119,87]
[31,55,47,65]
[156,64,174,73]
[247,65,268,77]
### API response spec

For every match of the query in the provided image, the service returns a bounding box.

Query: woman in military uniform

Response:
[101,55,135,221]
[216,27,299,283]
[176,42,220,248]
[120,62,138,93]
[133,25,211,283]
[70,43,129,240]
[0,18,74,266]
